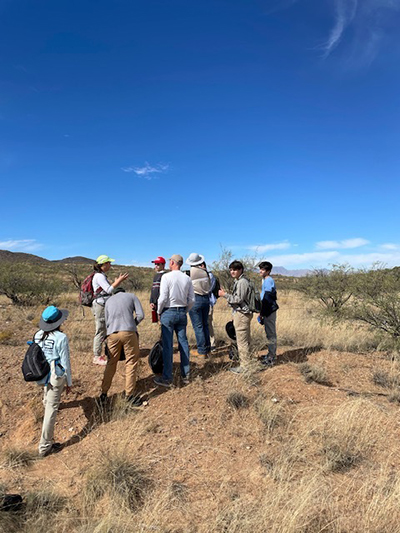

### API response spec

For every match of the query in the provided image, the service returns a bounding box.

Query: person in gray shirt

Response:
[99,288,144,406]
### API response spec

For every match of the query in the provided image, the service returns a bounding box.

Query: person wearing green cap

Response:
[91,255,129,365]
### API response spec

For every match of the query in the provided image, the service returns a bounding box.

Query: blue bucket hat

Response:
[39,306,69,332]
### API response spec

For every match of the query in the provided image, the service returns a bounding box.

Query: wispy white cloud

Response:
[381,243,400,250]
[316,238,369,250]
[121,162,169,180]
[266,250,400,269]
[246,241,291,253]
[322,0,358,58]
[0,239,43,252]
[321,0,400,65]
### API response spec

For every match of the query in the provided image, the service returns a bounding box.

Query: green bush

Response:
[0,264,65,306]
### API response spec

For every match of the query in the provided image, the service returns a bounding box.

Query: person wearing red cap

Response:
[150,256,167,317]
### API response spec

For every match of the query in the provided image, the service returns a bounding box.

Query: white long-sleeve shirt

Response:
[157,270,195,314]
[92,272,115,305]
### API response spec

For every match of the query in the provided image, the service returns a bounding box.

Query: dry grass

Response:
[226,391,250,410]
[1,448,36,469]
[299,362,332,386]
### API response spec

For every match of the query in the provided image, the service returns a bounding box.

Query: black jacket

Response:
[261,287,279,318]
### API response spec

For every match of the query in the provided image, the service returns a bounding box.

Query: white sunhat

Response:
[186,252,205,266]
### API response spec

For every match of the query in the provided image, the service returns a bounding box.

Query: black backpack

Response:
[211,275,221,299]
[22,334,50,382]
[148,340,163,374]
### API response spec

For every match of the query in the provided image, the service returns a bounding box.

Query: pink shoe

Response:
[93,355,107,366]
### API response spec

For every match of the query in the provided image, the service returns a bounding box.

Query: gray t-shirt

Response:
[104,292,145,335]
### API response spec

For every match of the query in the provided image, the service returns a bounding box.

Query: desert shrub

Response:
[211,246,260,293]
[296,264,353,316]
[226,391,249,410]
[85,452,151,511]
[299,363,331,386]
[0,488,66,533]
[1,448,36,469]
[0,264,64,306]
[0,330,13,344]
[372,370,400,389]
[347,267,400,351]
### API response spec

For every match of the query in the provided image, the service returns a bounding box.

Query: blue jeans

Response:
[189,294,211,355]
[160,307,190,382]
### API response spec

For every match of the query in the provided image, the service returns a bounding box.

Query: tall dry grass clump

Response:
[320,399,381,472]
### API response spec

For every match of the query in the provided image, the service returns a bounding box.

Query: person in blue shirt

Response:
[258,261,279,367]
[34,306,72,457]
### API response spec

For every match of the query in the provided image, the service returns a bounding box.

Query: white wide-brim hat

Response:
[186,252,205,266]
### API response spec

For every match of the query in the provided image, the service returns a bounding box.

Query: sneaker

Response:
[229,366,244,374]
[99,392,108,404]
[39,442,63,458]
[153,376,172,388]
[127,394,143,407]
[181,375,190,385]
[93,355,107,366]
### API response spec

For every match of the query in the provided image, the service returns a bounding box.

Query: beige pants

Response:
[101,331,140,397]
[92,301,106,357]
[233,312,253,368]
[39,369,66,456]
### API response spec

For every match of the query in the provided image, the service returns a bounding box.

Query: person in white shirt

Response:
[91,254,128,366]
[155,254,195,387]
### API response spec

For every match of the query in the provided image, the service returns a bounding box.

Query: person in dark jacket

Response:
[150,256,167,315]
[258,261,279,367]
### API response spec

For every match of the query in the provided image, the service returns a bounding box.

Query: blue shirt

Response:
[261,276,275,299]
[34,330,72,386]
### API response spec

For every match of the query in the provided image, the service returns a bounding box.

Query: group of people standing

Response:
[30,253,278,457]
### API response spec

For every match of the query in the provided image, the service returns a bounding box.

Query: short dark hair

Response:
[229,260,244,271]
[259,261,273,272]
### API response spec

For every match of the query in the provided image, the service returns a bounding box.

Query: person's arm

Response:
[224,279,248,306]
[187,280,195,312]
[58,334,72,388]
[157,275,168,314]
[133,295,145,325]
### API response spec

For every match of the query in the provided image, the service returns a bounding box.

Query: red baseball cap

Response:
[151,256,166,264]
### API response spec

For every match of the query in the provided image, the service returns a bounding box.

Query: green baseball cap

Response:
[96,254,115,265]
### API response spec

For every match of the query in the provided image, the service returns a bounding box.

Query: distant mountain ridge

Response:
[0,250,311,276]
[0,250,94,265]
[272,266,311,277]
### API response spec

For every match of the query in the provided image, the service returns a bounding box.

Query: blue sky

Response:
[1,0,399,270]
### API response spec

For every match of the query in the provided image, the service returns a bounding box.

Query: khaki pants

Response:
[101,331,140,397]
[233,312,253,368]
[92,301,106,357]
[39,371,66,456]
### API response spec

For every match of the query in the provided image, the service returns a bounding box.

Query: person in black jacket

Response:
[150,256,167,316]
[258,261,279,367]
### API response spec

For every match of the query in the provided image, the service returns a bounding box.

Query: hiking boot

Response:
[39,442,63,458]
[93,355,107,366]
[99,392,108,404]
[260,356,275,368]
[191,350,208,358]
[153,376,172,388]
[127,394,143,407]
[229,366,244,374]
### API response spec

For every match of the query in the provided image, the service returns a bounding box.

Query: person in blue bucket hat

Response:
[34,305,72,457]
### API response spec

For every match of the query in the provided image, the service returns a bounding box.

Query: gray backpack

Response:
[245,278,262,313]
